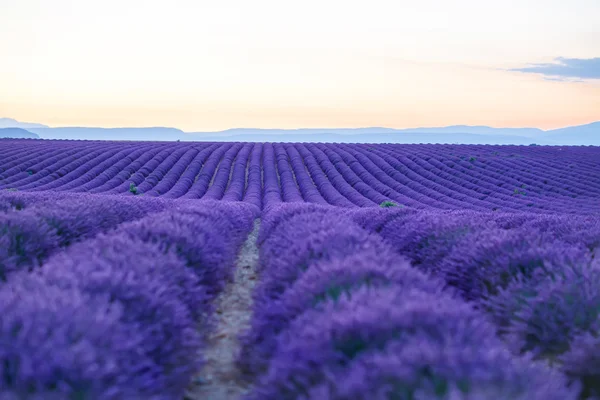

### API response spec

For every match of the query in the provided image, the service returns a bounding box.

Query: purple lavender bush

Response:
[560,330,600,399]
[248,286,577,400]
[440,227,590,301]
[0,276,160,399]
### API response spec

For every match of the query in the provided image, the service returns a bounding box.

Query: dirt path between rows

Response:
[186,219,260,400]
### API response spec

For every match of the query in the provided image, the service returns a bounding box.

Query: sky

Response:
[0,0,599,132]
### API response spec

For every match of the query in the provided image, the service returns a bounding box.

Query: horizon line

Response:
[3,117,599,133]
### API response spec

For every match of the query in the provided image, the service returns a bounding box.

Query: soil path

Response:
[186,219,260,400]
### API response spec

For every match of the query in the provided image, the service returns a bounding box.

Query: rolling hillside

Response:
[1,140,598,213]
[1,140,600,399]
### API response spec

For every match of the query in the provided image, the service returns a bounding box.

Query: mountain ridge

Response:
[0,118,48,129]
[1,117,598,145]
[0,127,40,139]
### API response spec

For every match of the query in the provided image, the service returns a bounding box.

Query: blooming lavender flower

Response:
[0,211,59,279]
[485,260,600,359]
[439,227,589,301]
[305,337,577,400]
[249,286,509,399]
[560,329,600,399]
[0,275,161,399]
[241,247,444,375]
[378,210,496,275]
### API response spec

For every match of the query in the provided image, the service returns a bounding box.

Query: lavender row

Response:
[0,192,174,281]
[361,145,591,212]
[240,204,577,399]
[180,143,233,199]
[242,143,263,208]
[365,207,600,397]
[0,201,257,399]
[1,141,598,213]
[375,145,600,208]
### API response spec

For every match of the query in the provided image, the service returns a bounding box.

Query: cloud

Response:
[543,76,585,83]
[510,57,600,80]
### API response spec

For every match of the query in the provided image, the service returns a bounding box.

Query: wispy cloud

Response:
[543,76,585,83]
[511,57,600,81]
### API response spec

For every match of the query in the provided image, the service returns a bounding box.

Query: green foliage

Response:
[380,201,402,208]
[312,283,355,306]
[335,336,370,359]
[129,182,138,195]
[4,188,18,192]
[311,277,390,308]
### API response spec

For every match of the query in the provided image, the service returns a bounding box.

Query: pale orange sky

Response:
[1,0,599,131]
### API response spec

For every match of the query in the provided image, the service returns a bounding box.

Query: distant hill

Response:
[2,117,598,145]
[544,122,600,145]
[184,123,599,145]
[194,127,399,136]
[0,127,40,139]
[0,118,48,129]
[395,125,544,137]
[187,126,545,138]
[181,132,538,145]
[28,127,186,141]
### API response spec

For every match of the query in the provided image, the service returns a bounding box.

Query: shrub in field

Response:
[0,193,25,212]
[378,210,495,275]
[248,286,576,400]
[521,214,600,254]
[306,338,577,400]
[256,211,393,301]
[560,330,600,399]
[0,195,168,280]
[117,201,256,297]
[119,212,229,290]
[379,200,400,208]
[484,260,600,358]
[36,234,204,395]
[440,228,589,301]
[241,247,443,375]
[0,276,158,399]
[257,202,340,245]
[174,200,259,243]
[0,212,59,280]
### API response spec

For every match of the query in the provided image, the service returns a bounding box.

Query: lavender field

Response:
[1,139,600,399]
